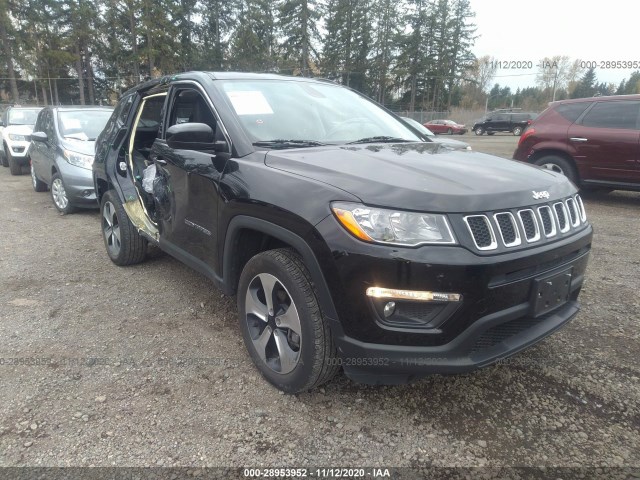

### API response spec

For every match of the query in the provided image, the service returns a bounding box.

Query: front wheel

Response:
[447,128,453,134]
[7,149,22,175]
[474,127,484,136]
[100,190,147,266]
[534,155,578,185]
[512,126,523,136]
[50,173,76,214]
[237,249,339,393]
[31,163,47,192]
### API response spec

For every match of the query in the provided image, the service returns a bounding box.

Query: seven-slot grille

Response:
[464,195,587,251]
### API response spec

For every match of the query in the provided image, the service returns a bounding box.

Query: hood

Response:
[60,138,96,156]
[5,125,34,136]
[430,136,470,150]
[264,142,575,212]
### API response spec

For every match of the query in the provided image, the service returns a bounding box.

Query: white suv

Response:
[1,107,42,175]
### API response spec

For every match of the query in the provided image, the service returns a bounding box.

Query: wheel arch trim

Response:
[223,216,339,321]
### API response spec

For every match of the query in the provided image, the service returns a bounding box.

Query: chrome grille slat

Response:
[517,209,541,242]
[553,202,570,233]
[565,198,580,227]
[575,194,587,222]
[493,212,521,247]
[463,215,497,250]
[537,206,557,238]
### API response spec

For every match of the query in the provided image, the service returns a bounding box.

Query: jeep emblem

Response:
[532,190,550,200]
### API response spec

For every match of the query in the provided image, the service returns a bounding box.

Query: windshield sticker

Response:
[226,91,274,115]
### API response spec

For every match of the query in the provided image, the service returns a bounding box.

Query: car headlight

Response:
[331,202,456,246]
[8,134,27,141]
[63,149,94,169]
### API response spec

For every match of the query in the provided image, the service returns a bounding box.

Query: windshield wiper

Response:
[347,136,414,144]
[64,134,89,141]
[253,139,327,149]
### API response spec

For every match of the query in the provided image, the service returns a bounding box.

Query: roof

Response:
[119,71,337,97]
[550,94,640,105]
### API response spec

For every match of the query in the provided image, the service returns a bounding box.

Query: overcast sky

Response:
[469,0,639,91]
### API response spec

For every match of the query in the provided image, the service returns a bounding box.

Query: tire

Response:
[31,163,47,192]
[0,147,8,167]
[474,127,484,136]
[100,190,147,266]
[50,173,76,214]
[487,132,495,135]
[534,155,578,185]
[512,126,523,136]
[447,128,453,134]
[7,149,22,175]
[237,248,339,393]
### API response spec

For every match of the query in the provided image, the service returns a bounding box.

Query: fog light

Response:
[383,301,396,318]
[366,287,461,302]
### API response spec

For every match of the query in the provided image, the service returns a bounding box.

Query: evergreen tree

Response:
[571,67,597,99]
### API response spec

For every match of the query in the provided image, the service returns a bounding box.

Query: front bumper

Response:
[6,140,30,162]
[315,215,592,383]
[56,159,97,207]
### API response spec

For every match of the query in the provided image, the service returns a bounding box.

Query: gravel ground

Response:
[0,143,638,473]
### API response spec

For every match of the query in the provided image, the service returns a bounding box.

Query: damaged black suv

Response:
[93,72,592,393]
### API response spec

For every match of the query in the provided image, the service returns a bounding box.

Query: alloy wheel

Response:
[102,201,121,256]
[244,273,302,375]
[51,178,69,210]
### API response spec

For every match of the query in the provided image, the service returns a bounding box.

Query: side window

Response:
[580,101,640,130]
[117,95,135,127]
[555,103,590,123]
[43,111,55,141]
[34,110,46,132]
[167,88,217,134]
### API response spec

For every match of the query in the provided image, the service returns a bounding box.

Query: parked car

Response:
[401,117,471,150]
[29,106,114,213]
[424,119,467,135]
[94,72,591,393]
[0,106,43,175]
[513,95,640,191]
[473,110,537,136]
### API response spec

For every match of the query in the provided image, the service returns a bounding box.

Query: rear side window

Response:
[580,101,640,129]
[554,103,590,123]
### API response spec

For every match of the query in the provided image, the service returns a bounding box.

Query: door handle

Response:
[569,137,588,142]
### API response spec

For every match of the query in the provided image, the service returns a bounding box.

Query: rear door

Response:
[568,100,640,183]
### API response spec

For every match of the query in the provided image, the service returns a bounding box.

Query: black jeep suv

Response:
[473,110,538,136]
[93,72,592,393]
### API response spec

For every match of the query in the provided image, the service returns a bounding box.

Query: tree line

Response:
[1,0,477,110]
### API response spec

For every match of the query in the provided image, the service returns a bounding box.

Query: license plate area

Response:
[531,268,573,317]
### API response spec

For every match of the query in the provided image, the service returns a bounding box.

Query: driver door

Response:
[151,85,230,272]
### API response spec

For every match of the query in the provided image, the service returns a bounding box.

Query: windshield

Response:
[218,80,422,145]
[8,109,41,126]
[57,110,113,141]
[401,117,435,137]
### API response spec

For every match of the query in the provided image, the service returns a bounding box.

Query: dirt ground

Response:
[0,140,638,474]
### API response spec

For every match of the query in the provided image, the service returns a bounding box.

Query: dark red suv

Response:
[513,95,640,191]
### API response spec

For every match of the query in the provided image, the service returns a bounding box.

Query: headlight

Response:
[8,134,27,141]
[331,202,456,246]
[63,149,94,169]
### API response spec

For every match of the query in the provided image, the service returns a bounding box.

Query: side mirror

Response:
[166,122,215,150]
[31,131,48,143]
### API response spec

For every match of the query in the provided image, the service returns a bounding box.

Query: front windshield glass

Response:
[218,80,422,145]
[8,109,41,126]
[57,110,113,141]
